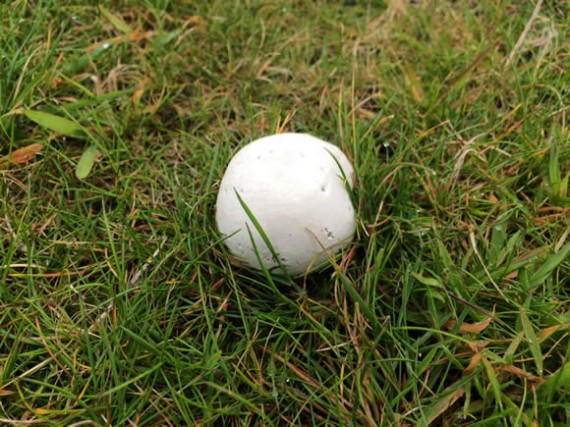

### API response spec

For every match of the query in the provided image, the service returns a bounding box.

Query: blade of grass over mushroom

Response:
[326,148,353,189]
[234,189,293,282]
[244,224,296,307]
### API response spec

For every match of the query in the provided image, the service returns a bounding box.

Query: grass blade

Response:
[540,360,570,399]
[520,308,543,375]
[98,5,133,35]
[234,190,292,280]
[24,110,84,137]
[529,243,570,288]
[75,145,99,179]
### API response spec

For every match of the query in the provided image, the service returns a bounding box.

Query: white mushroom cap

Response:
[215,133,356,276]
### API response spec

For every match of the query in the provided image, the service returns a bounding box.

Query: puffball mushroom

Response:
[215,133,356,276]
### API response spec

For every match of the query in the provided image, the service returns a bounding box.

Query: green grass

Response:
[1,0,569,425]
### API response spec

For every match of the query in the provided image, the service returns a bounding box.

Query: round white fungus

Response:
[215,133,356,276]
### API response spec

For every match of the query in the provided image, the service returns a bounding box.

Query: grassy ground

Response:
[1,0,569,425]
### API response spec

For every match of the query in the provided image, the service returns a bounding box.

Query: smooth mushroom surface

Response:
[215,133,356,276]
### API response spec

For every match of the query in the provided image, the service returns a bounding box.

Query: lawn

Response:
[1,0,569,425]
